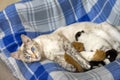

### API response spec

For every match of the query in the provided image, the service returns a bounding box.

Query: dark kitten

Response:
[90,49,118,69]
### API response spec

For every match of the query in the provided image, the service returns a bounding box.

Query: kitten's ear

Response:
[21,34,32,44]
[11,51,21,60]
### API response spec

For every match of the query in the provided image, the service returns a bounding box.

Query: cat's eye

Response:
[31,47,35,52]
[25,56,31,59]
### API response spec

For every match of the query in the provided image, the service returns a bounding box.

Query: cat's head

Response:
[11,35,41,62]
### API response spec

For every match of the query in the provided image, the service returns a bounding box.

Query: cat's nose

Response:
[31,54,36,58]
[31,53,39,59]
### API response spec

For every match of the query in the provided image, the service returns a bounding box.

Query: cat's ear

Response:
[11,51,21,60]
[21,34,32,44]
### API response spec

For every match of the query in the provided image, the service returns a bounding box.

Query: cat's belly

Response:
[43,39,65,60]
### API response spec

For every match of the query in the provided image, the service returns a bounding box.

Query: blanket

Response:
[0,0,120,80]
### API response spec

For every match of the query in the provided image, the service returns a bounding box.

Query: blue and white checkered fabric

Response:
[0,0,120,80]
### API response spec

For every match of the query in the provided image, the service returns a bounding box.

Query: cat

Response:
[11,22,120,72]
[11,30,91,72]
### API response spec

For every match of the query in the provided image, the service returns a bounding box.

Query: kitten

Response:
[75,27,120,68]
[11,22,120,71]
[89,49,118,69]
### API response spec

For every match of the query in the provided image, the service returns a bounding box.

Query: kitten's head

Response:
[11,35,41,62]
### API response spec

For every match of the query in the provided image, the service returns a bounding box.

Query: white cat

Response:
[11,22,120,72]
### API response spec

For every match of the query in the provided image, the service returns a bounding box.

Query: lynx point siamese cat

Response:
[11,30,91,72]
[11,22,120,72]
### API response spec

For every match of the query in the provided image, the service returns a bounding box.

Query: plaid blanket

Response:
[0,0,120,80]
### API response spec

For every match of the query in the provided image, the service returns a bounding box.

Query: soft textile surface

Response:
[0,0,120,80]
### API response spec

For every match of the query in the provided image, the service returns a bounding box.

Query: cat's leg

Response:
[54,55,76,72]
[64,53,85,72]
[58,33,91,70]
[64,49,91,70]
[63,41,91,70]
[45,50,77,72]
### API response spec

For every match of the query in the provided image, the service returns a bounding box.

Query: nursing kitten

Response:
[75,31,118,68]
[11,22,120,71]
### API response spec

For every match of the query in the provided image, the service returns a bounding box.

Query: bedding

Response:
[0,0,120,80]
